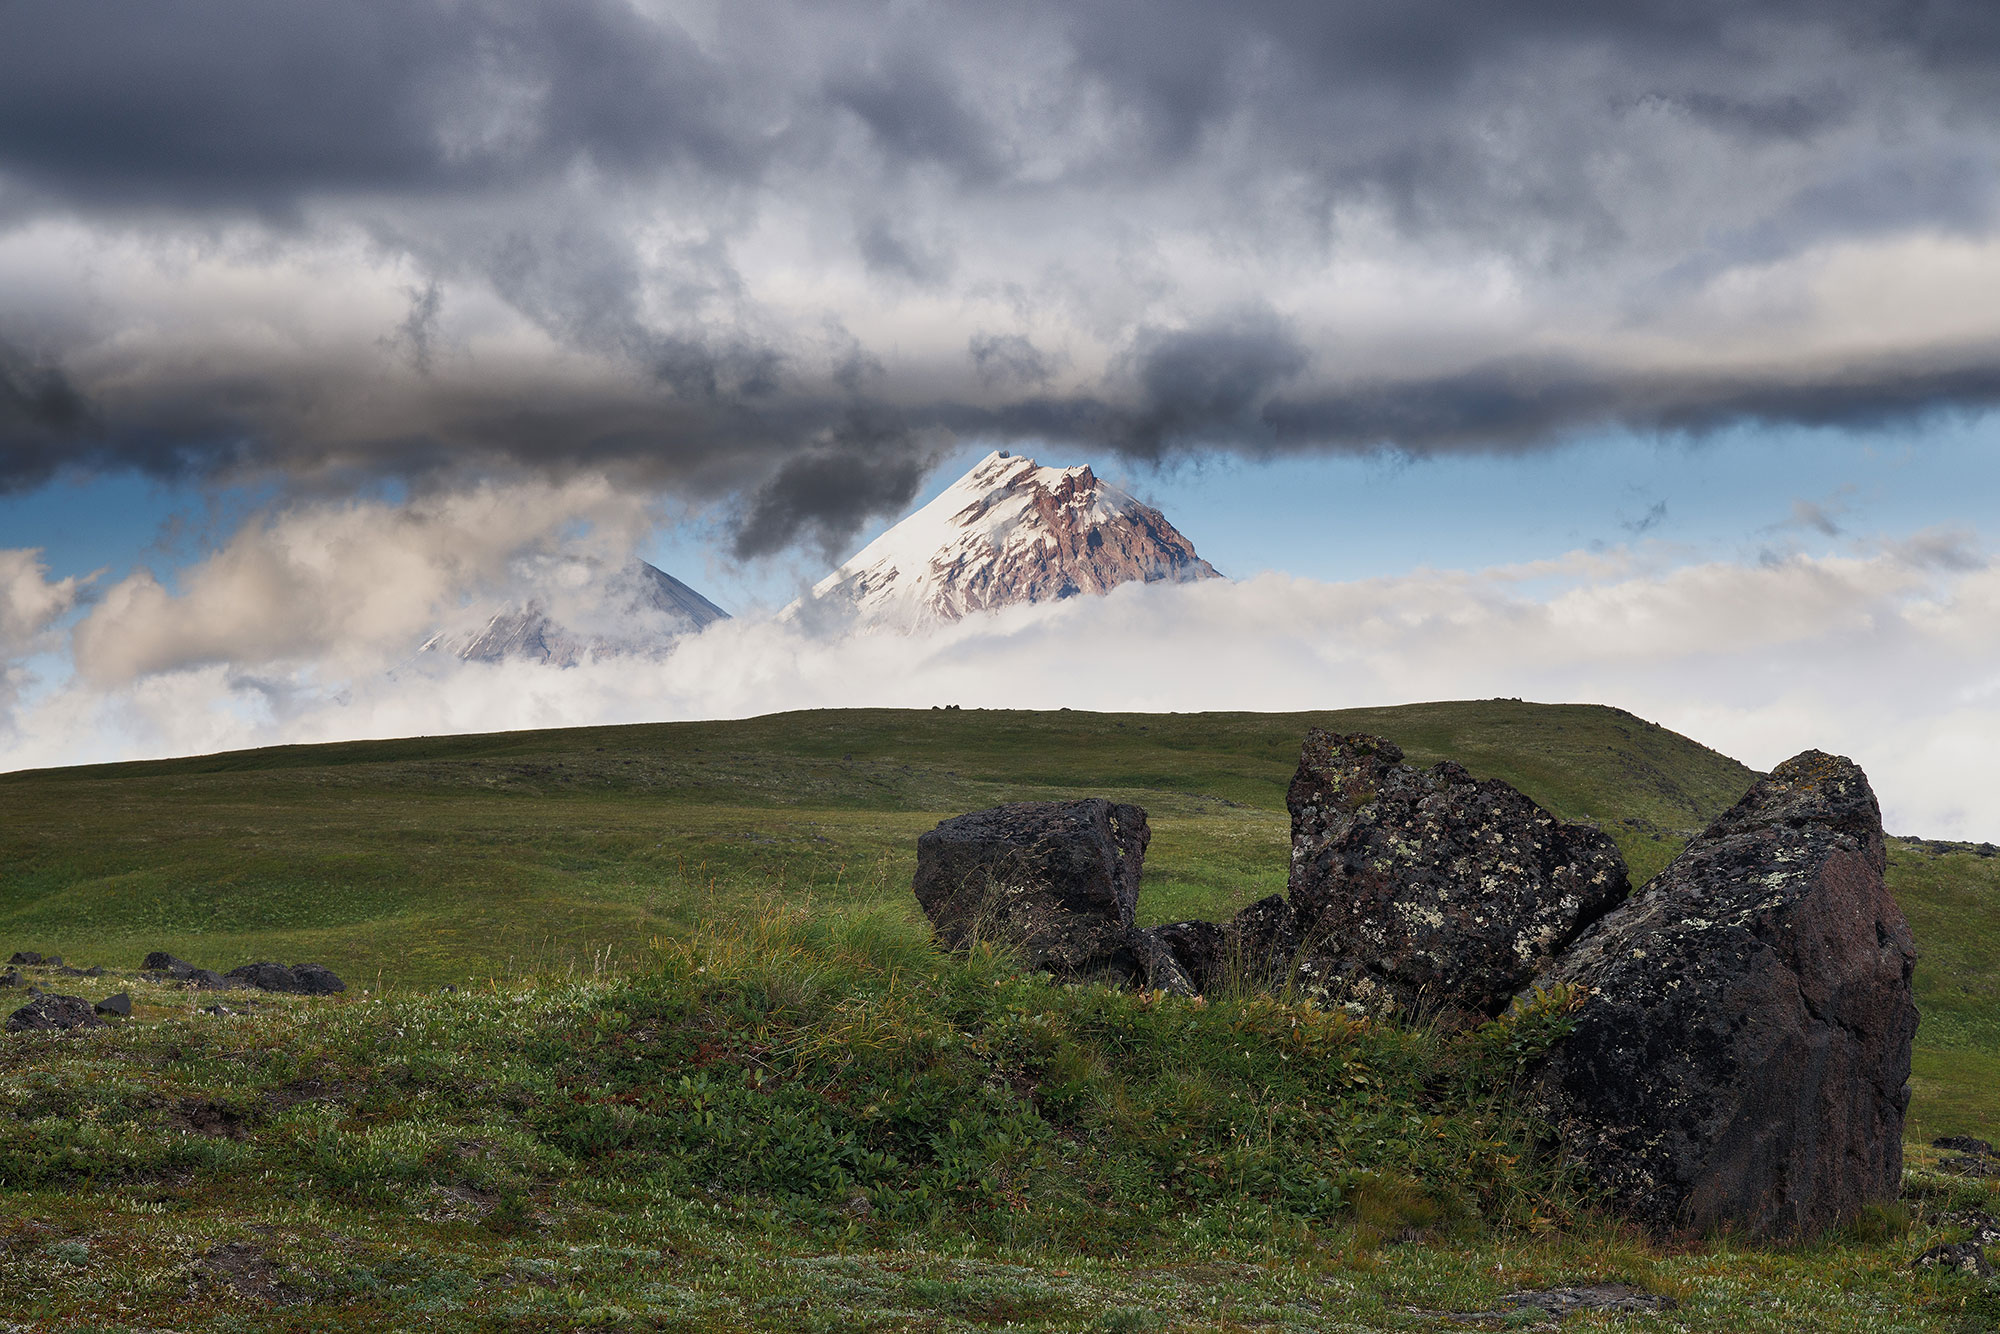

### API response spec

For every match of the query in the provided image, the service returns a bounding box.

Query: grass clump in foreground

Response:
[1,908,1992,1332]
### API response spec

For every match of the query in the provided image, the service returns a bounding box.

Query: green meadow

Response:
[1,700,1996,1331]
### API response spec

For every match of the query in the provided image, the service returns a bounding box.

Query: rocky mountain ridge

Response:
[422,558,727,667]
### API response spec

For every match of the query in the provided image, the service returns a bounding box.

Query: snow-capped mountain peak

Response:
[423,557,728,666]
[791,450,1221,630]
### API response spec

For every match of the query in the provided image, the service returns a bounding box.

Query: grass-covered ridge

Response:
[2,913,1994,1332]
[0,701,1757,990]
[6,700,1997,1138]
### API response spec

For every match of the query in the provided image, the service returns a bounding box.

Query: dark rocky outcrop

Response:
[143,952,233,990]
[6,993,104,1033]
[93,992,132,1017]
[225,962,348,995]
[913,799,1160,985]
[1283,731,1630,1023]
[1528,750,1918,1239]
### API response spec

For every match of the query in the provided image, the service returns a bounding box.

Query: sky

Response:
[3,1,2000,836]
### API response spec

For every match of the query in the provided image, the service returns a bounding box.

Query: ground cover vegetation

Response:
[1,701,1996,1329]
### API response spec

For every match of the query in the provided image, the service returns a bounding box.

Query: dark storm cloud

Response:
[731,418,936,561]
[7,0,2000,555]
[0,0,756,213]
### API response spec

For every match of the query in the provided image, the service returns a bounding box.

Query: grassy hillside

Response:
[4,702,1998,1329]
[4,701,1993,1137]
[0,915,1991,1332]
[0,700,1755,990]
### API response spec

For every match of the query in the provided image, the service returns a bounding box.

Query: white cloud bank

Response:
[1,495,1995,840]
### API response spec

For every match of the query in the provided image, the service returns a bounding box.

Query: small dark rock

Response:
[7,951,42,966]
[6,993,105,1033]
[1941,1156,2000,1179]
[142,953,233,990]
[202,1004,237,1016]
[1152,895,1303,996]
[1504,1284,1678,1316]
[224,961,347,994]
[93,992,132,1018]
[226,961,343,994]
[1934,1135,1996,1158]
[288,963,347,995]
[0,969,18,988]
[1949,1212,2000,1248]
[1916,1242,1993,1277]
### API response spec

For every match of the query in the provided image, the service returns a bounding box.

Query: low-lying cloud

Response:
[6,514,1996,840]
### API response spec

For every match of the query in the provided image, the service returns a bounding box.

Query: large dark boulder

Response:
[1528,750,1918,1239]
[6,993,104,1033]
[1283,731,1630,1022]
[225,962,347,995]
[913,799,1158,983]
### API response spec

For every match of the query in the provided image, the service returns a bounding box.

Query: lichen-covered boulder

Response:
[6,993,104,1033]
[1528,750,1918,1239]
[913,799,1154,982]
[1284,731,1630,1022]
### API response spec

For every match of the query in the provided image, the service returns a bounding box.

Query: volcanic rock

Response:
[913,799,1155,982]
[143,953,233,990]
[7,951,43,966]
[94,992,132,1017]
[1152,895,1304,996]
[225,962,348,995]
[1283,731,1629,1022]
[6,993,104,1033]
[1916,1242,1993,1278]
[1528,750,1918,1239]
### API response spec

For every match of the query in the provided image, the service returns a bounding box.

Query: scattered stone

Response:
[1416,1283,1676,1326]
[224,961,347,994]
[142,953,233,990]
[1283,731,1630,1023]
[1948,1211,2000,1248]
[1503,1285,1678,1316]
[913,799,1155,983]
[93,992,132,1018]
[0,970,17,988]
[1934,1135,1997,1157]
[7,951,42,966]
[289,963,347,994]
[1915,1242,1993,1278]
[6,993,105,1033]
[1152,895,1303,996]
[1529,750,1918,1239]
[201,1004,237,1016]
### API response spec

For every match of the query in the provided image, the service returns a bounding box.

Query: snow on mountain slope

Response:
[423,558,728,666]
[790,450,1222,631]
